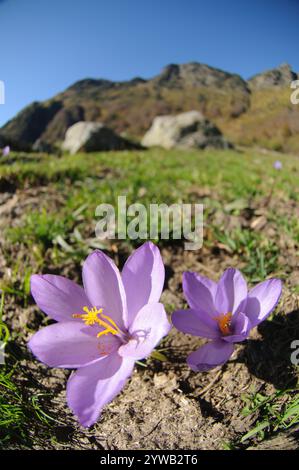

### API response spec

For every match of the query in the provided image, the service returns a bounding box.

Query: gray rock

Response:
[61,121,136,154]
[142,110,231,150]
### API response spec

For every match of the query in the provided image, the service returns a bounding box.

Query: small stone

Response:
[153,373,178,392]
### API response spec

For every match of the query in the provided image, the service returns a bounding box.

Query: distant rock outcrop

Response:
[62,121,138,154]
[249,63,297,90]
[154,62,249,91]
[142,111,231,150]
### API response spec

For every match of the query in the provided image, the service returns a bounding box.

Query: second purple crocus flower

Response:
[29,242,171,427]
[2,145,10,157]
[172,268,282,372]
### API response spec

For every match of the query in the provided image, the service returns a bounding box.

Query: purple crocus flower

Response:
[273,160,282,170]
[2,145,10,156]
[28,242,170,427]
[172,268,282,372]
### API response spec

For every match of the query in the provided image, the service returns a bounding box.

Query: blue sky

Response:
[0,0,298,126]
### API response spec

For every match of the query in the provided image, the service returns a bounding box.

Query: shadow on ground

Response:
[242,309,299,389]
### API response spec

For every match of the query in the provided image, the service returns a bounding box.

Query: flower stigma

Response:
[214,312,232,336]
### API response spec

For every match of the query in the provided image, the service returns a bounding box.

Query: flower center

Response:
[73,306,120,338]
[214,312,232,336]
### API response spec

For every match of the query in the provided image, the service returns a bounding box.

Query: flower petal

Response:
[82,250,128,329]
[215,268,247,315]
[118,303,171,360]
[122,242,165,326]
[182,272,217,315]
[223,312,251,343]
[31,274,91,322]
[28,322,120,368]
[245,279,282,328]
[66,353,135,427]
[172,308,220,339]
[187,340,234,372]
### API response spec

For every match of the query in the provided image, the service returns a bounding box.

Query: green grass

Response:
[0,147,297,197]
[211,226,280,282]
[0,365,49,448]
[239,387,299,445]
[2,148,299,260]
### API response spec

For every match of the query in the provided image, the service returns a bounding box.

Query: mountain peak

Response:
[153,62,248,91]
[66,78,114,93]
[248,63,297,89]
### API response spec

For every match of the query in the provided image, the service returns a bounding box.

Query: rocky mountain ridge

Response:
[0,62,298,153]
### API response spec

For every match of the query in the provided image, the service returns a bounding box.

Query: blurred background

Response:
[0,0,299,153]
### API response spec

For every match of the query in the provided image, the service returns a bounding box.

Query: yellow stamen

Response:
[99,312,119,332]
[73,306,102,325]
[73,306,120,338]
[215,312,232,336]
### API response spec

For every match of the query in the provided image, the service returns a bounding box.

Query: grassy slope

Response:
[0,148,299,448]
[221,88,299,153]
